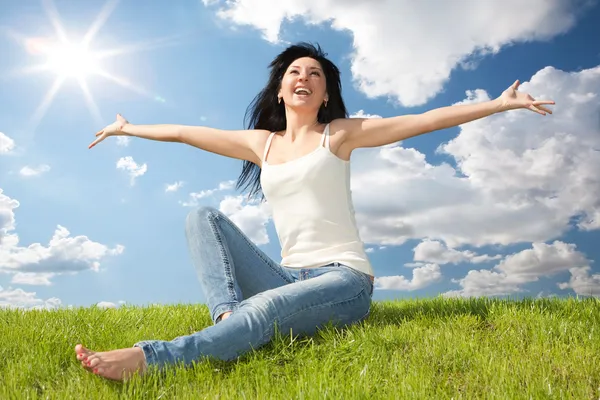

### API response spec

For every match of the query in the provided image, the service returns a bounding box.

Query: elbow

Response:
[173,125,185,143]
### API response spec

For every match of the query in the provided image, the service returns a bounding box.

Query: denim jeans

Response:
[134,206,374,369]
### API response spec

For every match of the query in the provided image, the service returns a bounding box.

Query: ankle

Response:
[216,311,232,323]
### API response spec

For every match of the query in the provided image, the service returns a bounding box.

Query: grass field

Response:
[1,296,599,399]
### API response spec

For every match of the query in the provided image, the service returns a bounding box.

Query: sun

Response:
[44,42,99,79]
[9,0,177,128]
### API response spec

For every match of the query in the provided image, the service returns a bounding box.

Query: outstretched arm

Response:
[341,80,555,150]
[89,114,267,164]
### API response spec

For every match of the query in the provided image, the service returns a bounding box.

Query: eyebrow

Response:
[290,65,323,71]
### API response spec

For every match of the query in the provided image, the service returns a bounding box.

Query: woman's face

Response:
[279,57,328,111]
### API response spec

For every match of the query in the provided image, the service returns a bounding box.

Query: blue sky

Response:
[1,0,599,308]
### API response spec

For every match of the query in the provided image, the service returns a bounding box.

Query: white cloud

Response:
[445,241,591,297]
[0,209,125,285]
[116,156,147,185]
[11,272,54,286]
[0,132,15,154]
[350,65,600,248]
[205,0,587,106]
[0,189,19,243]
[375,263,441,291]
[452,89,491,106]
[219,195,272,245]
[96,301,117,309]
[116,136,131,147]
[0,225,125,274]
[413,240,501,265]
[558,266,600,297]
[181,180,236,207]
[19,164,50,177]
[165,181,185,192]
[0,285,61,309]
[350,110,382,119]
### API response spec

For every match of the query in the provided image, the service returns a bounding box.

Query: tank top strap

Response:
[319,123,331,149]
[262,131,276,164]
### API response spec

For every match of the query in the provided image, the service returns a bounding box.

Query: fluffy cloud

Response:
[350,110,382,119]
[0,285,61,309]
[181,180,235,207]
[375,263,442,291]
[445,241,591,297]
[350,65,600,248]
[0,189,19,243]
[116,136,131,147]
[19,164,50,177]
[558,267,600,297]
[116,156,147,185]
[0,190,124,285]
[0,225,124,275]
[204,0,587,106]
[165,181,185,193]
[413,240,501,265]
[11,272,54,286]
[96,301,117,309]
[219,195,272,245]
[0,132,15,154]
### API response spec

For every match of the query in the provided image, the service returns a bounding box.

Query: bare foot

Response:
[75,344,147,381]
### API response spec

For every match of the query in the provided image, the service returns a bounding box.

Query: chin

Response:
[287,101,321,113]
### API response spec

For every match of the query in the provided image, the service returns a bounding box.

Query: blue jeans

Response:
[134,206,374,368]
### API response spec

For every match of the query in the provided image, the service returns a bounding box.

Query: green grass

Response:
[1,296,599,399]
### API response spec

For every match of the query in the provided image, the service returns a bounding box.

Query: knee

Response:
[185,206,219,233]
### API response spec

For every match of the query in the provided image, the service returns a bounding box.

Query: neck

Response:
[282,107,320,141]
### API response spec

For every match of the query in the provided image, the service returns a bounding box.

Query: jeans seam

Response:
[261,285,370,341]
[212,212,292,284]
[206,211,239,314]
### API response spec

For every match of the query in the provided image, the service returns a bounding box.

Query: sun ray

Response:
[94,70,157,99]
[82,0,120,47]
[78,78,103,125]
[30,76,65,129]
[15,0,175,127]
[94,34,188,60]
[41,0,69,44]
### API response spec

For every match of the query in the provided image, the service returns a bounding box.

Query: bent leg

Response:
[134,265,372,368]
[185,206,294,323]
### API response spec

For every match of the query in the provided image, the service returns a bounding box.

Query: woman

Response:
[75,42,554,381]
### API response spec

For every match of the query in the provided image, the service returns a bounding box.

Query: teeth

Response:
[294,88,312,95]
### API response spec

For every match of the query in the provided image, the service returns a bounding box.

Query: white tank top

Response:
[260,124,374,276]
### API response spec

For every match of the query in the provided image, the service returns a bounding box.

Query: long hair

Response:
[236,42,348,200]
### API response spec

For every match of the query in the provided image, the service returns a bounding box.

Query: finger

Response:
[89,137,103,149]
[528,105,546,115]
[512,79,520,90]
[533,100,555,106]
[537,105,553,114]
[95,130,104,137]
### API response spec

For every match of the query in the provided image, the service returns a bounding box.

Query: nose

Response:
[297,71,309,81]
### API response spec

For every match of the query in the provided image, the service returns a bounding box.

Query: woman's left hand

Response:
[497,80,555,115]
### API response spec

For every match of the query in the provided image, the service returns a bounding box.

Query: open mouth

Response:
[294,87,312,96]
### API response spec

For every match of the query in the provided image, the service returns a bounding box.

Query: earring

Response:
[278,96,282,104]
[324,99,328,108]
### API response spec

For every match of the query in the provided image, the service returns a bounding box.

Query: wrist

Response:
[491,97,507,113]
[120,123,134,136]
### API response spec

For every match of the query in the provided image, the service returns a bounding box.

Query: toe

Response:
[89,357,101,368]
[75,344,88,354]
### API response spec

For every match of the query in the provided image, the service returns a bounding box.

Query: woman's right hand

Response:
[89,113,129,149]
